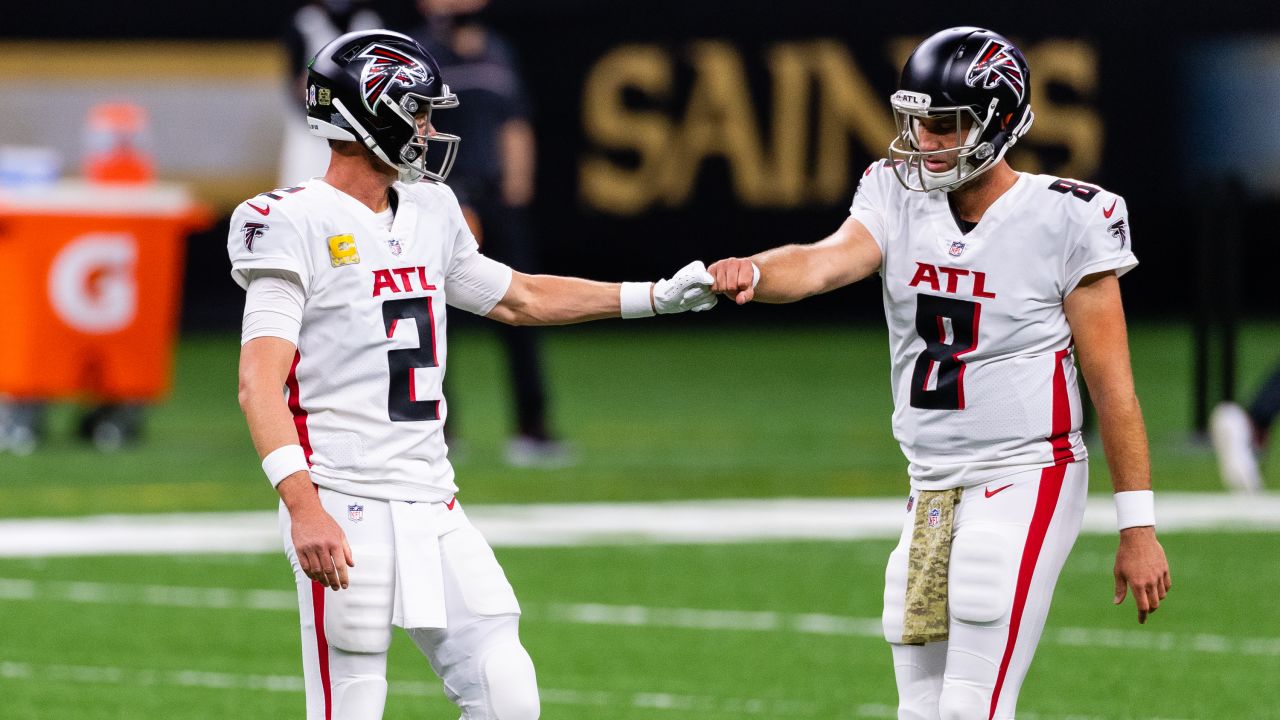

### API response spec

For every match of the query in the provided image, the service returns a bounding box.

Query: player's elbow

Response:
[488,274,546,326]
[237,376,257,417]
[237,372,278,417]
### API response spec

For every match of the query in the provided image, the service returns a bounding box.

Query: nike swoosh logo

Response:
[1102,199,1117,218]
[246,201,270,216]
[984,483,1014,498]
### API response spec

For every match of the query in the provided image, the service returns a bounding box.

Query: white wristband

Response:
[1114,490,1156,530]
[262,444,309,488]
[751,262,760,289]
[620,281,655,319]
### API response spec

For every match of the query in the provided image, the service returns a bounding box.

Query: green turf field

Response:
[2,323,1277,719]
[2,323,1278,516]
[0,531,1276,719]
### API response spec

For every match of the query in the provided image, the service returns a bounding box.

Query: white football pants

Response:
[883,461,1088,720]
[282,488,540,720]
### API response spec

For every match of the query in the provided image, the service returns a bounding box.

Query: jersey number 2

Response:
[382,297,441,422]
[910,294,980,410]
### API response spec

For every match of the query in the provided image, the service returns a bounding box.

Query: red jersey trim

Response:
[285,351,314,465]
[1047,348,1076,465]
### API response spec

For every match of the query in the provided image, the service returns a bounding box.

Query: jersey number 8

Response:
[910,294,980,411]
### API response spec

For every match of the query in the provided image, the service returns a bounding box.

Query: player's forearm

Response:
[238,344,305,460]
[240,380,320,509]
[491,274,624,326]
[750,245,833,303]
[1092,388,1153,493]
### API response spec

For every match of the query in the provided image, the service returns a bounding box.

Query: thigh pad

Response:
[325,544,395,653]
[948,525,1022,625]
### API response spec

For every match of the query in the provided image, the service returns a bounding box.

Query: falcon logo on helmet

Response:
[965,39,1026,104]
[358,44,433,113]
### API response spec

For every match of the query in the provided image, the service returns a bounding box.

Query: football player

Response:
[230,30,716,720]
[706,27,1171,719]
[1211,362,1280,492]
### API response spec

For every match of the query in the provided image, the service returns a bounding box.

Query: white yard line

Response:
[0,493,1276,557]
[0,659,1186,720]
[0,660,820,717]
[2,576,1276,660]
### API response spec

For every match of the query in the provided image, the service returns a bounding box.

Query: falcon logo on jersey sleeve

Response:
[240,221,268,252]
[358,43,433,113]
[328,233,362,267]
[1108,218,1128,248]
[965,39,1026,103]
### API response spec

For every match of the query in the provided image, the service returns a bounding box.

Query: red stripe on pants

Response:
[311,581,332,720]
[988,463,1066,719]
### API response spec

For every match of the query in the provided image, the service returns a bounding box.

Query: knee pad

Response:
[948,527,1019,625]
[325,544,395,653]
[481,640,539,720]
[938,682,988,720]
[332,674,388,720]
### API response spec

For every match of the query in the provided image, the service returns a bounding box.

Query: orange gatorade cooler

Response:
[0,181,211,402]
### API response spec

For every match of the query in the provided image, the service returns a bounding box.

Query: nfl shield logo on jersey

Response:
[347,504,364,523]
[949,240,966,257]
[387,237,403,256]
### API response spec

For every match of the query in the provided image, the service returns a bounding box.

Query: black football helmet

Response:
[306,29,459,183]
[888,27,1034,192]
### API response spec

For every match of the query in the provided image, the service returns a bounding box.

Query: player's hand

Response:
[707,257,760,305]
[291,504,354,592]
[653,261,717,314]
[1113,526,1171,624]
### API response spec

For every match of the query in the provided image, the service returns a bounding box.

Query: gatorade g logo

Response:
[48,233,138,334]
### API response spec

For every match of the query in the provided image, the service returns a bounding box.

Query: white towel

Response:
[389,501,448,629]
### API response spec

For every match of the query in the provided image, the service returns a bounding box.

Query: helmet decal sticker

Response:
[358,43,433,113]
[964,38,1026,103]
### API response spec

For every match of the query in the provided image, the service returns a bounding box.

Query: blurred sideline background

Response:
[1,2,1278,719]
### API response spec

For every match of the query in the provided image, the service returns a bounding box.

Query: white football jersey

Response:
[227,179,512,502]
[850,161,1137,490]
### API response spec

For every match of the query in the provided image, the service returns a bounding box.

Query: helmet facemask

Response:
[333,86,460,183]
[888,91,1012,193]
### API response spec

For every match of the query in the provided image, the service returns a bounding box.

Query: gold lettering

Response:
[808,41,897,204]
[764,43,812,206]
[579,44,672,215]
[1019,40,1101,180]
[659,41,769,206]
